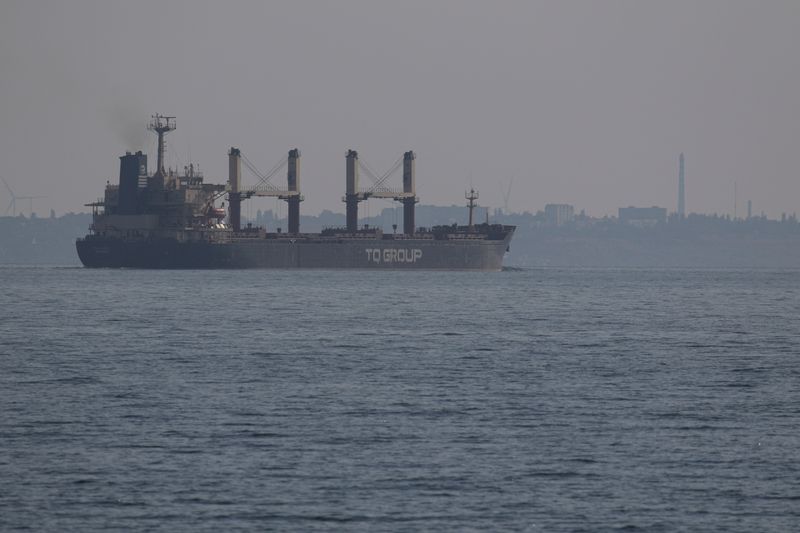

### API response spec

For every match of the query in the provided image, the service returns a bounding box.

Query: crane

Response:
[501,178,513,214]
[1,175,46,216]
[343,150,417,234]
[238,151,301,201]
[227,148,303,233]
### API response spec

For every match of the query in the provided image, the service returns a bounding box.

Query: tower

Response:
[286,148,302,234]
[148,115,176,176]
[466,188,479,230]
[401,151,417,235]
[345,150,360,232]
[228,147,242,231]
[147,114,176,189]
[678,153,685,218]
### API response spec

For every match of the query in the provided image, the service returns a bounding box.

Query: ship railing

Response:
[445,233,488,240]
[383,233,434,240]
[318,232,382,239]
[358,187,404,194]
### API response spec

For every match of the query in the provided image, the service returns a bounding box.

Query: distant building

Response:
[619,206,667,227]
[544,204,575,227]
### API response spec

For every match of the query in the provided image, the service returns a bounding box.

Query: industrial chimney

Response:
[678,153,685,218]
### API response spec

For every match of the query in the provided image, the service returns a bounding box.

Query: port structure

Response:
[344,150,417,234]
[227,148,303,233]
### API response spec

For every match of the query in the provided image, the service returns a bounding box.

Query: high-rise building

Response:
[544,204,575,227]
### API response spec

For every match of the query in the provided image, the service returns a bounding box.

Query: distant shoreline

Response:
[2,211,799,268]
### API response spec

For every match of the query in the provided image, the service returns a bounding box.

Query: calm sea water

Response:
[1,266,799,532]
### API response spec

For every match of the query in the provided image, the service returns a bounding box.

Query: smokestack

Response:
[345,150,359,232]
[747,199,752,220]
[228,147,242,231]
[402,150,417,235]
[287,148,301,234]
[118,152,146,215]
[678,153,685,218]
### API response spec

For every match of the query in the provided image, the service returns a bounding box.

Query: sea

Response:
[1,265,799,532]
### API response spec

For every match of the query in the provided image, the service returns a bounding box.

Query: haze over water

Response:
[1,1,799,219]
[2,266,799,531]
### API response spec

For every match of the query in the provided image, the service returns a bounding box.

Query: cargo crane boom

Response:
[228,148,303,233]
[343,150,417,234]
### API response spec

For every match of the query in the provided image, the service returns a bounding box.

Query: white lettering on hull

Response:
[365,248,423,264]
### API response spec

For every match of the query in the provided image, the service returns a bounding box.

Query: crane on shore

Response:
[1,175,46,216]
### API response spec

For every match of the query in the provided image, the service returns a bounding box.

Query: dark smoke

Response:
[105,102,149,151]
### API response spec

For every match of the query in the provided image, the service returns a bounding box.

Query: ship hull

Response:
[76,234,513,271]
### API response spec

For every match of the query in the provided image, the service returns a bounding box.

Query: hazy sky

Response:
[1,0,798,218]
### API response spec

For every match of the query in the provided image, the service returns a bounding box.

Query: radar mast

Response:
[148,114,176,177]
[466,188,479,230]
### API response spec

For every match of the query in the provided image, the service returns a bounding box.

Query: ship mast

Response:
[148,114,176,178]
[466,188,479,230]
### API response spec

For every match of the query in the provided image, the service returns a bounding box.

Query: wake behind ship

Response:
[76,115,515,270]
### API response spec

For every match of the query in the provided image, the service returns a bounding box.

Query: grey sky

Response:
[1,0,798,218]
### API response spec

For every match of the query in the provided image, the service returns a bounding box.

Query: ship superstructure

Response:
[77,115,514,270]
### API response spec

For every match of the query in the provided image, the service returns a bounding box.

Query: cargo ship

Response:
[76,115,515,270]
